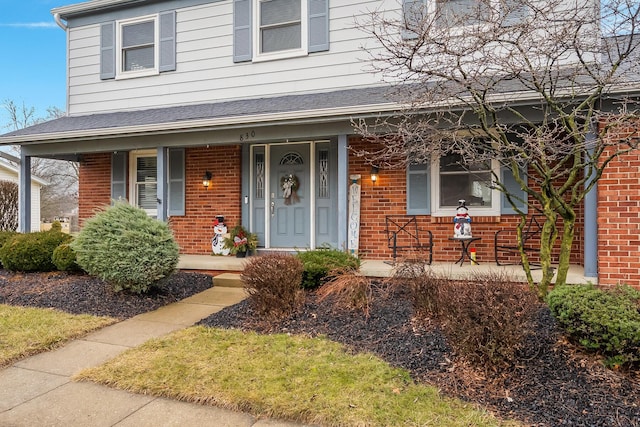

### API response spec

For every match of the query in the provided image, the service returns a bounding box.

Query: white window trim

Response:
[129,150,158,217]
[430,156,501,217]
[251,0,308,62]
[116,14,159,80]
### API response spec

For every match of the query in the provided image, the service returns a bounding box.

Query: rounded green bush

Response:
[0,230,71,272]
[547,284,640,367]
[71,202,179,294]
[0,231,19,268]
[296,248,360,289]
[52,242,81,272]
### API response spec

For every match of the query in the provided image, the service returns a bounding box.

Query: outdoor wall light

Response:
[370,166,379,183]
[202,171,212,189]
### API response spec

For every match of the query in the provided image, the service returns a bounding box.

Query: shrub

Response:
[0,231,18,268]
[397,270,540,371]
[0,229,71,272]
[71,202,179,294]
[392,266,450,319]
[547,284,640,367]
[317,269,377,317]
[296,248,360,289]
[52,242,81,272]
[241,253,304,319]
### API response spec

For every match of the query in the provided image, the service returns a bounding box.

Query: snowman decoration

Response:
[211,215,230,255]
[453,200,472,238]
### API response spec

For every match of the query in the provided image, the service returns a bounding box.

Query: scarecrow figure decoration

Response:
[281,174,300,205]
[453,199,472,238]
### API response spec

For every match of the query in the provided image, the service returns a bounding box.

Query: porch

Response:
[178,254,594,285]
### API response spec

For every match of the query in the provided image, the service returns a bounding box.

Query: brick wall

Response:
[77,147,242,255]
[78,153,112,226]
[598,133,640,286]
[349,137,582,265]
[169,145,242,254]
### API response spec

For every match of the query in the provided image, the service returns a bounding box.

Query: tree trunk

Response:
[555,218,576,287]
[535,212,558,300]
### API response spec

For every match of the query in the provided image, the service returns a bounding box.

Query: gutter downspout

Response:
[53,13,67,31]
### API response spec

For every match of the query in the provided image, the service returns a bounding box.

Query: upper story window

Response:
[403,0,528,36]
[435,0,488,27]
[100,11,176,80]
[254,0,308,60]
[233,0,328,63]
[117,16,158,78]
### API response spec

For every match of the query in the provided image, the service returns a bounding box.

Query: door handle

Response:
[270,201,275,216]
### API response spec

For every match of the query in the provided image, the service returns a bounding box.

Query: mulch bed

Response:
[200,285,640,427]
[1,270,638,426]
[0,270,212,319]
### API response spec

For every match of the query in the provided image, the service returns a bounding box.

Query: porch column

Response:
[157,147,168,221]
[583,130,598,279]
[18,153,32,233]
[337,134,348,250]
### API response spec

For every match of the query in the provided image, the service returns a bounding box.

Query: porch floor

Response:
[178,255,595,285]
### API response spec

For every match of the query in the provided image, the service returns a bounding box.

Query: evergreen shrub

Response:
[71,202,179,294]
[0,231,18,268]
[547,284,640,367]
[52,242,81,272]
[0,229,71,272]
[296,247,360,289]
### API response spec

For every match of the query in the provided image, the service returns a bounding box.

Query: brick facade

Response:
[78,146,242,256]
[78,153,112,226]
[597,142,640,286]
[78,140,587,271]
[169,145,242,254]
[349,137,583,265]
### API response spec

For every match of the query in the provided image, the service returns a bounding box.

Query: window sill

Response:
[431,215,500,224]
[251,49,308,63]
[116,69,159,80]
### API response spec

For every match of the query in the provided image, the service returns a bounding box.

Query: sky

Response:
[0,0,77,132]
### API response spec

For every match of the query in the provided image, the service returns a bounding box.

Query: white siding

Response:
[66,0,398,115]
[0,166,42,233]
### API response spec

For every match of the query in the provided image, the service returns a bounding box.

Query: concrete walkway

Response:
[0,286,314,427]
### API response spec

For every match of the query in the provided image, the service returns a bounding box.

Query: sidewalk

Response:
[0,286,314,427]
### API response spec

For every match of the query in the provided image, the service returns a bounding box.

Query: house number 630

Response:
[239,130,256,142]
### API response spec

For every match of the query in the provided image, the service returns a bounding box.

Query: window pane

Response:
[260,0,301,26]
[261,23,301,52]
[136,157,157,182]
[122,21,154,48]
[440,172,492,207]
[435,0,488,26]
[137,183,157,210]
[124,46,155,71]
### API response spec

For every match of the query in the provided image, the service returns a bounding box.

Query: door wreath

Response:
[281,174,300,205]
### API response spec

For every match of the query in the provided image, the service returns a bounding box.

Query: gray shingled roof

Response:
[1,86,397,139]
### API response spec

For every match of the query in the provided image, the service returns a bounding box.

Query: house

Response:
[0,152,46,232]
[1,0,639,287]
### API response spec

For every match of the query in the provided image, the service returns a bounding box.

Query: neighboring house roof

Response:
[0,86,400,144]
[0,158,48,187]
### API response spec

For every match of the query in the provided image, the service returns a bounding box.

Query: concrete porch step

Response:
[214,272,243,288]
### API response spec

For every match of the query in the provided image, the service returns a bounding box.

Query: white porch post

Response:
[337,134,348,250]
[18,153,32,233]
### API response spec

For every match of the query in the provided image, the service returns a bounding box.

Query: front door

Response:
[269,143,311,248]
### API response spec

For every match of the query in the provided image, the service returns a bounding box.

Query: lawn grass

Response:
[75,326,516,426]
[0,304,116,368]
